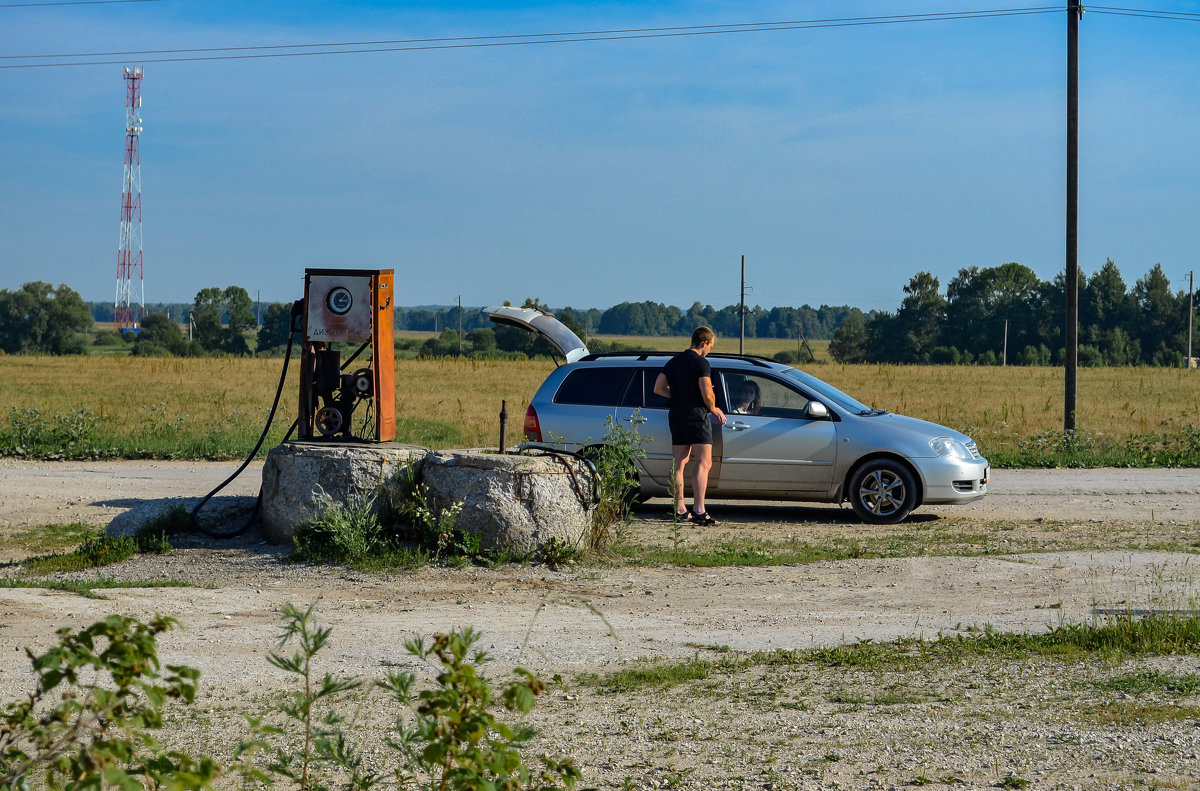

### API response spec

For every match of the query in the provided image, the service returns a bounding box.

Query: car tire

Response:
[848,459,917,524]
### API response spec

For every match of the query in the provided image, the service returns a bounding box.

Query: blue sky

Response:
[2,1,1198,313]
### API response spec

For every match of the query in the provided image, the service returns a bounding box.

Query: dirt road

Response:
[1,461,1199,789]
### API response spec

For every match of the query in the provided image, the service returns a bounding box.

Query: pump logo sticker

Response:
[326,287,353,316]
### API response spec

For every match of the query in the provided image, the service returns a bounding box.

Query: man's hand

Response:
[711,407,727,425]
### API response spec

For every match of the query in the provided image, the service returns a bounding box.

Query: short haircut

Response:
[690,326,715,347]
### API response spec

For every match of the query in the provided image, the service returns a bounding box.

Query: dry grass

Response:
[0,354,1196,457]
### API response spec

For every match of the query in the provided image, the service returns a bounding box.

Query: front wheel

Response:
[848,459,917,524]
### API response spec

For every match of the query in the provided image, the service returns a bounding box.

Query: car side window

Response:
[554,367,634,406]
[719,371,814,419]
[619,369,669,409]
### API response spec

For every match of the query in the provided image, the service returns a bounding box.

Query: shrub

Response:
[0,615,216,790]
[0,406,102,459]
[583,414,648,550]
[291,487,384,564]
[243,604,581,791]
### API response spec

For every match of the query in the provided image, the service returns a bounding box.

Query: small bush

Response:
[0,615,215,790]
[0,406,103,460]
[241,604,581,791]
[291,487,384,564]
[583,414,648,550]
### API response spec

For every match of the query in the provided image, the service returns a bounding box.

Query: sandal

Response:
[673,509,694,522]
[692,511,720,526]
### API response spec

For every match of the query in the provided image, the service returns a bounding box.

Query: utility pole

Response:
[1064,1,1081,432]
[1188,270,1195,369]
[739,255,746,355]
[457,294,463,356]
[1002,318,1008,367]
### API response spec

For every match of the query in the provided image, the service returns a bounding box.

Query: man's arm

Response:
[699,376,727,425]
[653,373,671,399]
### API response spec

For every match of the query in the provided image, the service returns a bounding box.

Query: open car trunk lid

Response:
[485,305,589,364]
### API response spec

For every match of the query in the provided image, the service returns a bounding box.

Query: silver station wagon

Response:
[488,306,989,524]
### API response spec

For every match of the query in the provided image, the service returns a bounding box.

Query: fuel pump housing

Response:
[298,268,395,442]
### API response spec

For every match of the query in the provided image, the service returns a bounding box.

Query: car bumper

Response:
[915,457,990,505]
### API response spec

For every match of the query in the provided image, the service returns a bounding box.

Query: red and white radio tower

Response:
[115,66,144,332]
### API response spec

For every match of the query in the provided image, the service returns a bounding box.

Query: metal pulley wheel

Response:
[315,406,343,436]
[351,368,374,398]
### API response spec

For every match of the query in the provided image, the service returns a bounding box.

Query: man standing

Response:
[653,326,727,525]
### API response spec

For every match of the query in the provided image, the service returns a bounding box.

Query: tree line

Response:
[3,259,1196,366]
[85,297,859,340]
[828,260,1196,366]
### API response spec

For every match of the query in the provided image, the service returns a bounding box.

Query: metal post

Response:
[499,400,508,454]
[1064,1,1080,431]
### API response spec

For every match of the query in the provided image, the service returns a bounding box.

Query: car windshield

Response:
[780,368,878,415]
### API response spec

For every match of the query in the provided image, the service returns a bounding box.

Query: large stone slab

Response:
[260,441,428,543]
[421,449,597,554]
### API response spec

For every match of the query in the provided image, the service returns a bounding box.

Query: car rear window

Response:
[554,367,635,406]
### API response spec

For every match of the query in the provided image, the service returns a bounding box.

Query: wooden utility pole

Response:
[1188,270,1195,369]
[1064,1,1081,432]
[739,254,746,355]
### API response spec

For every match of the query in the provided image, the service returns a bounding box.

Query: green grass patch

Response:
[577,613,1200,692]
[1094,668,1200,696]
[3,522,96,555]
[21,523,175,576]
[1077,701,1200,726]
[0,577,193,599]
[612,527,1139,568]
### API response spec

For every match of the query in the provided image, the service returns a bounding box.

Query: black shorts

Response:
[669,406,713,446]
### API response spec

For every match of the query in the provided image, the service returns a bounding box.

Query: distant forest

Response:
[3,258,1193,366]
[84,297,857,341]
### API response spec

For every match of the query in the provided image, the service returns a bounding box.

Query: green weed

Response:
[0,577,193,599]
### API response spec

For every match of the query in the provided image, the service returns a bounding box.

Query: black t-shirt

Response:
[662,349,711,410]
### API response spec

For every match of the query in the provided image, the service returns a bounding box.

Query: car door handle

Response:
[728,421,750,431]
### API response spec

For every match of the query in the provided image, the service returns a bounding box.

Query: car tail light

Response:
[523,405,542,442]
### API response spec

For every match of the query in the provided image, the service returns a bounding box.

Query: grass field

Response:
[1,353,1197,466]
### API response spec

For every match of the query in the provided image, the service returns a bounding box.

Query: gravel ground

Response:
[1,461,1199,790]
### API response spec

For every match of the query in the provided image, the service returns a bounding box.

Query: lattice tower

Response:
[115,66,144,331]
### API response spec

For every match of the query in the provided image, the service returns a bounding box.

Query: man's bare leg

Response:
[689,443,713,516]
[671,445,692,515]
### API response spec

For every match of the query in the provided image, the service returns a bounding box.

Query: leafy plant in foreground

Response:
[381,627,581,791]
[245,604,581,791]
[0,614,216,790]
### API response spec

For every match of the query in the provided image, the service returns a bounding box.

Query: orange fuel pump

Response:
[297,268,395,442]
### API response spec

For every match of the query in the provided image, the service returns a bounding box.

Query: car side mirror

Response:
[805,401,829,420]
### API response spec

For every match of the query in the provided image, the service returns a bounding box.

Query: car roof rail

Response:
[576,350,779,368]
[577,351,671,361]
[707,353,778,367]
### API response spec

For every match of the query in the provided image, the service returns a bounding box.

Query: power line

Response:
[1087,7,1200,21]
[0,7,1064,69]
[0,0,162,6]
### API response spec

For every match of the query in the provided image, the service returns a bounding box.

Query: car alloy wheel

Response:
[849,459,917,524]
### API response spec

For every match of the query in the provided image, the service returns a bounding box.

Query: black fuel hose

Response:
[189,330,295,538]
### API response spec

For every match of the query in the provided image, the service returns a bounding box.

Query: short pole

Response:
[499,400,508,454]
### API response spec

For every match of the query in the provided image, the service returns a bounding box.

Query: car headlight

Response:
[930,437,972,459]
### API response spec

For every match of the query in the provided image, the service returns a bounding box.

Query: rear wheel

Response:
[848,459,917,524]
